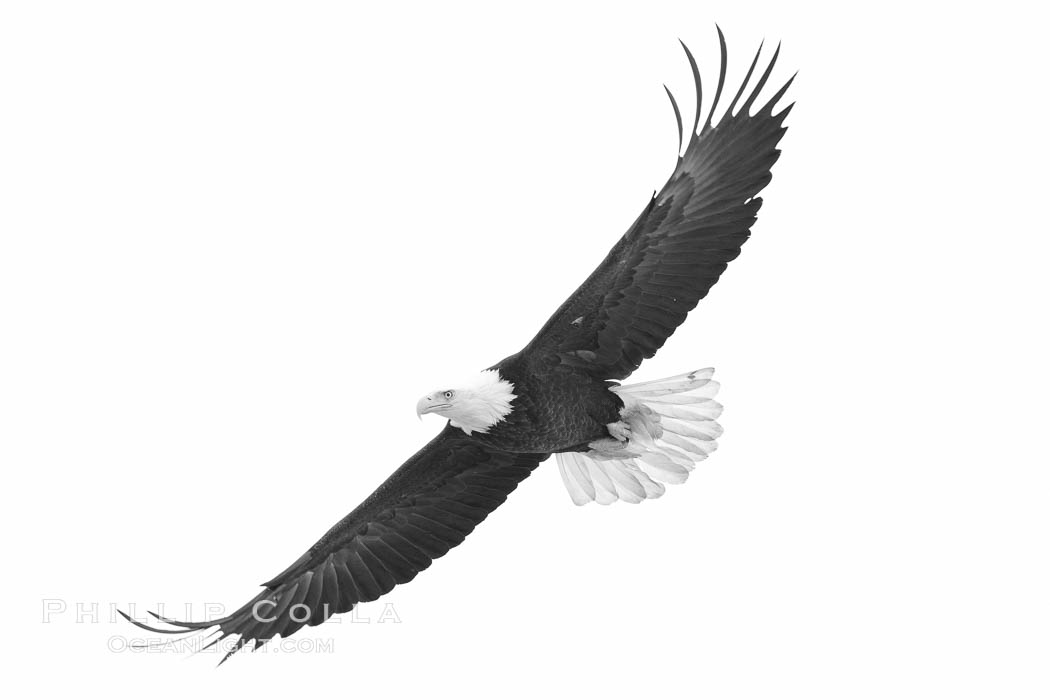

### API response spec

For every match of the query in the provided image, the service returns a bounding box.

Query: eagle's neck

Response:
[450,370,516,435]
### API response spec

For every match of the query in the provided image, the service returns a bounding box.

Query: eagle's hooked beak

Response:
[416,393,450,420]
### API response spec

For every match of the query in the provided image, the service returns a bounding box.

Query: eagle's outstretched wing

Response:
[522,29,794,381]
[122,425,546,664]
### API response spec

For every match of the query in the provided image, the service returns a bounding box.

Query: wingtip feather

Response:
[741,41,782,114]
[118,609,195,635]
[679,40,703,143]
[725,40,764,120]
[706,26,729,129]
[765,71,797,116]
[663,84,684,154]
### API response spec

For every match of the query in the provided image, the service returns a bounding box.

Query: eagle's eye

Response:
[444,391,454,400]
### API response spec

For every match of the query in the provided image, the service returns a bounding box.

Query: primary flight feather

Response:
[122,29,795,663]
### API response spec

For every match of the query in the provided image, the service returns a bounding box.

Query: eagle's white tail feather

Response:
[557,452,667,505]
[555,368,723,505]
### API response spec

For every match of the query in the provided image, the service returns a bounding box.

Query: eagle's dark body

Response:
[480,353,623,453]
[123,30,794,663]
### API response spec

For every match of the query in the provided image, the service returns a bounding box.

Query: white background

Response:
[2,1,1047,697]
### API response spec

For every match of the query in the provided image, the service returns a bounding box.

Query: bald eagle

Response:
[122,29,794,663]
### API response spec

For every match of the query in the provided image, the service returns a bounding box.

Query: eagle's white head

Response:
[416,369,516,435]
